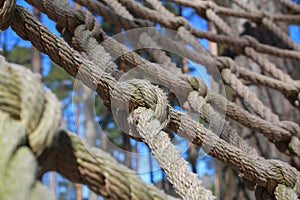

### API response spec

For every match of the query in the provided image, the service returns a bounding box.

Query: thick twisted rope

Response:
[21,0,300,157]
[0,0,15,31]
[7,4,300,197]
[232,0,300,51]
[116,0,300,61]
[0,57,55,200]
[2,0,298,197]
[199,3,300,142]
[115,0,300,102]
[129,107,215,200]
[0,55,178,200]
[169,0,300,24]
[114,0,300,154]
[279,0,300,13]
[71,22,260,172]
[74,0,300,108]
[71,24,214,198]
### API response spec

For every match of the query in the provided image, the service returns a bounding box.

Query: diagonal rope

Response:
[26,0,300,156]
[232,0,300,51]
[1,0,300,198]
[8,5,300,197]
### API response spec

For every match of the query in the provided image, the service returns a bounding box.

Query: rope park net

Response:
[0,0,300,199]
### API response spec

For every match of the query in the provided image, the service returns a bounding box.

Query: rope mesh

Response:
[0,0,300,199]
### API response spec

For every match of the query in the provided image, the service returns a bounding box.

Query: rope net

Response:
[0,0,300,199]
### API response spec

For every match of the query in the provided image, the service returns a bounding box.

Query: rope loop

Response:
[175,16,192,30]
[111,79,169,137]
[0,0,16,31]
[266,159,300,195]
[205,1,217,11]
[181,74,208,98]
[241,35,260,51]
[76,9,102,39]
[280,121,300,138]
[261,10,273,21]
[216,56,237,72]
[0,56,62,157]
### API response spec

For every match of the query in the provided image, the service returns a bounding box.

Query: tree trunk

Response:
[31,7,42,74]
[82,85,100,200]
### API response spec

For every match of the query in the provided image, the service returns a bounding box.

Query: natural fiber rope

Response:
[24,0,300,156]
[279,0,300,13]
[0,55,177,200]
[0,0,15,31]
[58,10,212,198]
[129,107,215,200]
[169,0,300,24]
[73,0,300,61]
[0,57,55,200]
[71,19,261,166]
[232,0,300,51]
[9,5,300,196]
[1,0,300,198]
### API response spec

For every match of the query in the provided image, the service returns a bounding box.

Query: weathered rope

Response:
[80,0,300,103]
[0,57,55,200]
[0,55,178,200]
[59,8,213,198]
[2,0,300,198]
[99,0,134,20]
[71,24,214,198]
[115,0,300,61]
[169,0,300,24]
[200,6,300,152]
[201,3,299,84]
[142,0,175,18]
[279,0,300,13]
[129,107,215,200]
[0,0,15,31]
[71,20,260,165]
[232,0,300,51]
[121,0,300,154]
[24,0,300,158]
[9,6,300,197]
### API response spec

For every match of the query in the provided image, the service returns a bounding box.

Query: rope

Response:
[279,0,300,13]
[69,14,263,174]
[25,0,300,157]
[169,0,300,24]
[99,0,134,20]
[73,0,300,61]
[0,0,15,31]
[0,55,177,200]
[0,58,55,200]
[233,0,300,51]
[129,107,215,200]
[143,0,175,18]
[1,0,300,198]
[70,23,213,198]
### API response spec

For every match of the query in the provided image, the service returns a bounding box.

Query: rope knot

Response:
[76,9,101,39]
[266,160,300,196]
[111,79,169,139]
[0,56,62,157]
[280,121,300,138]
[176,16,192,30]
[181,74,208,98]
[241,35,260,51]
[216,56,237,73]
[260,10,273,21]
[0,0,16,31]
[205,1,217,11]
